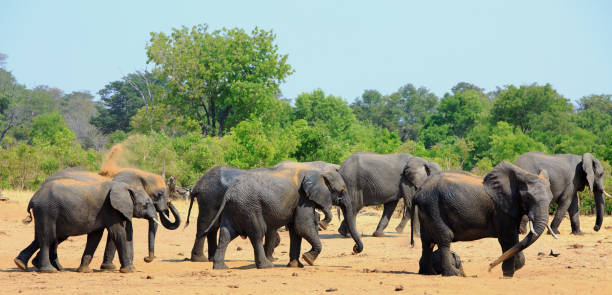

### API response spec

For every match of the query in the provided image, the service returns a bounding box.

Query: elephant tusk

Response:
[604,191,611,198]
[162,212,171,220]
[529,220,537,236]
[547,224,559,239]
[152,218,161,226]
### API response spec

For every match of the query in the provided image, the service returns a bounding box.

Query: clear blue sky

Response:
[1,0,611,103]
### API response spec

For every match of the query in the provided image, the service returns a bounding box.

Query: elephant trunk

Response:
[489,203,548,271]
[340,192,363,254]
[159,202,181,230]
[145,218,159,263]
[594,190,605,231]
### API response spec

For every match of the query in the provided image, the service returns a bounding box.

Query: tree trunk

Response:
[217,106,232,137]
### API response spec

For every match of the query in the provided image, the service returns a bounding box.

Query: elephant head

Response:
[302,171,363,254]
[582,153,608,231]
[109,182,158,222]
[483,162,554,270]
[111,169,180,229]
[402,157,442,204]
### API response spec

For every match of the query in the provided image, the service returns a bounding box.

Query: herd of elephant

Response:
[13,151,608,277]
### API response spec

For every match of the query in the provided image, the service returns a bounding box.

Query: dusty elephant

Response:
[14,171,158,273]
[203,165,363,269]
[186,161,340,262]
[338,152,441,237]
[413,162,554,277]
[514,152,608,235]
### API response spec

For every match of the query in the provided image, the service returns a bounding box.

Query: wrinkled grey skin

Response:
[412,162,553,277]
[419,249,464,276]
[338,152,441,237]
[14,169,158,273]
[186,161,340,263]
[514,152,607,235]
[205,167,363,269]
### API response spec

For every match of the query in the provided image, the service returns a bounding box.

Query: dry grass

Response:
[0,189,35,203]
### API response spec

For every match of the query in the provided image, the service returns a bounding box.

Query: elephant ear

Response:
[425,161,442,175]
[301,172,333,211]
[483,161,525,218]
[110,182,134,220]
[582,153,595,191]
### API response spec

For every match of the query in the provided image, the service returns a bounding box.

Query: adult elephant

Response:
[186,161,340,262]
[338,152,441,237]
[14,170,159,273]
[203,165,362,269]
[413,162,555,277]
[514,152,609,235]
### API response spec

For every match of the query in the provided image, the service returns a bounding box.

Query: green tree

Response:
[91,80,142,134]
[491,83,572,132]
[147,24,293,137]
[487,121,547,164]
[389,84,438,141]
[294,89,356,137]
[351,89,403,133]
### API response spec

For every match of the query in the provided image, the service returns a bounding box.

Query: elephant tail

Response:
[184,189,196,229]
[197,192,229,239]
[410,201,416,247]
[22,202,33,224]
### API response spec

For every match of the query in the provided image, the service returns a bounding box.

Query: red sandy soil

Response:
[0,190,610,294]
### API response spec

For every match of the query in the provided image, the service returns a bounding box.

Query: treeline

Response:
[0,24,610,214]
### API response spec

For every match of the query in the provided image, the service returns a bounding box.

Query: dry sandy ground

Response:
[0,190,610,295]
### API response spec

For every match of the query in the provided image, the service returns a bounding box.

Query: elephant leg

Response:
[77,229,104,273]
[14,239,39,271]
[36,218,57,273]
[100,234,117,270]
[107,222,133,273]
[373,199,399,237]
[498,234,519,277]
[249,234,273,269]
[550,193,572,234]
[514,251,525,270]
[126,221,134,265]
[264,230,280,261]
[206,229,218,262]
[49,237,66,271]
[190,213,208,262]
[212,219,237,270]
[568,193,583,235]
[418,231,435,275]
[294,204,322,265]
[438,243,462,276]
[287,225,304,268]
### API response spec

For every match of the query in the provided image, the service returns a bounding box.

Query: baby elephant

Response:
[15,175,158,273]
[419,249,465,276]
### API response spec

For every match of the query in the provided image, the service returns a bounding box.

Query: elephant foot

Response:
[14,258,27,271]
[570,230,584,236]
[143,255,156,263]
[256,260,274,269]
[418,268,436,275]
[76,266,92,273]
[213,262,228,270]
[395,226,404,233]
[301,252,318,266]
[100,262,116,271]
[31,256,41,269]
[266,256,278,262]
[287,259,304,268]
[51,259,63,271]
[190,254,207,262]
[119,265,135,273]
[38,265,58,273]
[372,231,385,237]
